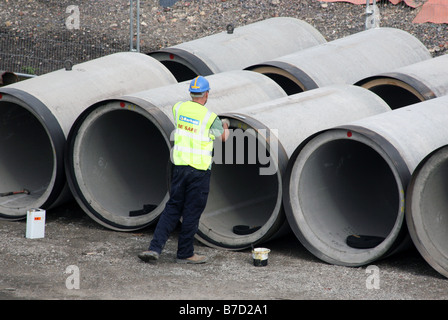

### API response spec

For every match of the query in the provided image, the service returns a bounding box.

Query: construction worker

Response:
[138,76,229,264]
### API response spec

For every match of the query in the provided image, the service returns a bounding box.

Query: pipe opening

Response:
[300,139,399,245]
[72,103,171,229]
[198,117,282,249]
[148,51,211,82]
[0,100,54,216]
[247,66,305,95]
[158,61,198,82]
[359,78,425,109]
[291,133,403,264]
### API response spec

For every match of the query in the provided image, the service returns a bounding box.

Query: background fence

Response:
[0,32,127,76]
[0,0,137,76]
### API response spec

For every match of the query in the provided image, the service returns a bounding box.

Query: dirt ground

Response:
[1,200,447,302]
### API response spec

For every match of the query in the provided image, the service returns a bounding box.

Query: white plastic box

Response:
[26,208,46,239]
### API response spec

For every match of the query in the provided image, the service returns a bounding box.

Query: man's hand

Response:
[221,118,230,128]
[220,118,230,142]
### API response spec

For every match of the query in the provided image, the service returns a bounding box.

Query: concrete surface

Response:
[0,201,447,301]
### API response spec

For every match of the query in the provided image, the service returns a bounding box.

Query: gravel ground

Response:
[1,201,448,301]
[1,0,448,52]
[1,0,448,302]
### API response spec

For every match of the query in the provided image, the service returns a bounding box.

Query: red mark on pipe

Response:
[120,102,125,108]
[169,54,175,60]
[0,93,2,99]
[347,131,352,138]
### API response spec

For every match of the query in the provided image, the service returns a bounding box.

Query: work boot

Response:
[176,253,208,264]
[138,250,159,262]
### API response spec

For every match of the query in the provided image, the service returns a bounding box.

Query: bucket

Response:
[252,247,271,267]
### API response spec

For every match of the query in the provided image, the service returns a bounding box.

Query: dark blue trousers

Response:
[149,165,211,259]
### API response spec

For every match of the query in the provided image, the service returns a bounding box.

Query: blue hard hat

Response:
[189,76,210,93]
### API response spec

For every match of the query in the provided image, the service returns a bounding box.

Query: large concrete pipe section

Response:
[65,70,287,231]
[284,95,448,267]
[196,85,391,250]
[0,52,177,220]
[246,27,431,95]
[357,54,448,109]
[148,17,326,82]
[406,145,448,278]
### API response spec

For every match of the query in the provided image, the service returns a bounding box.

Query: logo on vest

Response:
[179,115,200,126]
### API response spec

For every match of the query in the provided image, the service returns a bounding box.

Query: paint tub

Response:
[252,248,271,266]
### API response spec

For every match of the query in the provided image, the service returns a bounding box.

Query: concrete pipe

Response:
[246,27,431,95]
[196,85,391,250]
[0,52,177,220]
[65,70,287,231]
[406,145,448,278]
[357,54,448,109]
[284,95,448,267]
[148,17,326,82]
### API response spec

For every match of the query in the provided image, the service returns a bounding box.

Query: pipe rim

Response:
[65,97,174,231]
[406,145,448,278]
[195,113,289,250]
[284,126,410,266]
[0,88,64,219]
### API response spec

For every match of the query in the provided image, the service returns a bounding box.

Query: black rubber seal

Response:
[232,225,262,235]
[346,235,386,249]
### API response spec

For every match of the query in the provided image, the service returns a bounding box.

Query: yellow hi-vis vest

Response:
[172,101,218,170]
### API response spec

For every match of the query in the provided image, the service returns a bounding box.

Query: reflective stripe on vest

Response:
[173,145,213,157]
[172,101,217,170]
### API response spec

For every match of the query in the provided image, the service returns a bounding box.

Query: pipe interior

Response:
[159,61,198,82]
[417,158,448,257]
[0,101,54,208]
[200,121,280,241]
[367,85,422,109]
[359,78,425,109]
[248,66,305,95]
[76,109,170,220]
[148,52,199,82]
[262,73,304,95]
[298,139,399,251]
